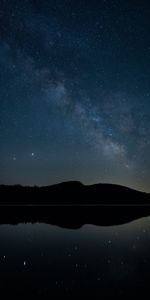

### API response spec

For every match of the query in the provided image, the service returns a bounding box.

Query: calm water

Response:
[0,217,150,298]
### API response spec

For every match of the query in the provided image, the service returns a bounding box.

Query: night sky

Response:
[0,0,150,191]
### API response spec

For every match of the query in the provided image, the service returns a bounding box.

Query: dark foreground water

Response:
[0,217,150,299]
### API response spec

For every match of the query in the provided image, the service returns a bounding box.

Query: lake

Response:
[0,216,149,298]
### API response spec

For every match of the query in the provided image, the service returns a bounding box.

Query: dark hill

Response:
[0,181,149,205]
[0,182,150,228]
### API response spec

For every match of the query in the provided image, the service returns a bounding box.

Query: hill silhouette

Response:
[0,181,149,205]
[0,181,150,228]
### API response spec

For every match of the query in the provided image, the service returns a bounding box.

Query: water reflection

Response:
[0,217,150,298]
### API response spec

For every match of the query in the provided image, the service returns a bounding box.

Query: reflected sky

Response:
[0,217,149,298]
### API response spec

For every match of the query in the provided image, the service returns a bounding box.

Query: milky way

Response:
[0,0,150,191]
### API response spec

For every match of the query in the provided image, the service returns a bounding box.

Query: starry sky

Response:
[0,0,150,191]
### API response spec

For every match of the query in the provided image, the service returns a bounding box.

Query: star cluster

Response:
[0,0,150,191]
